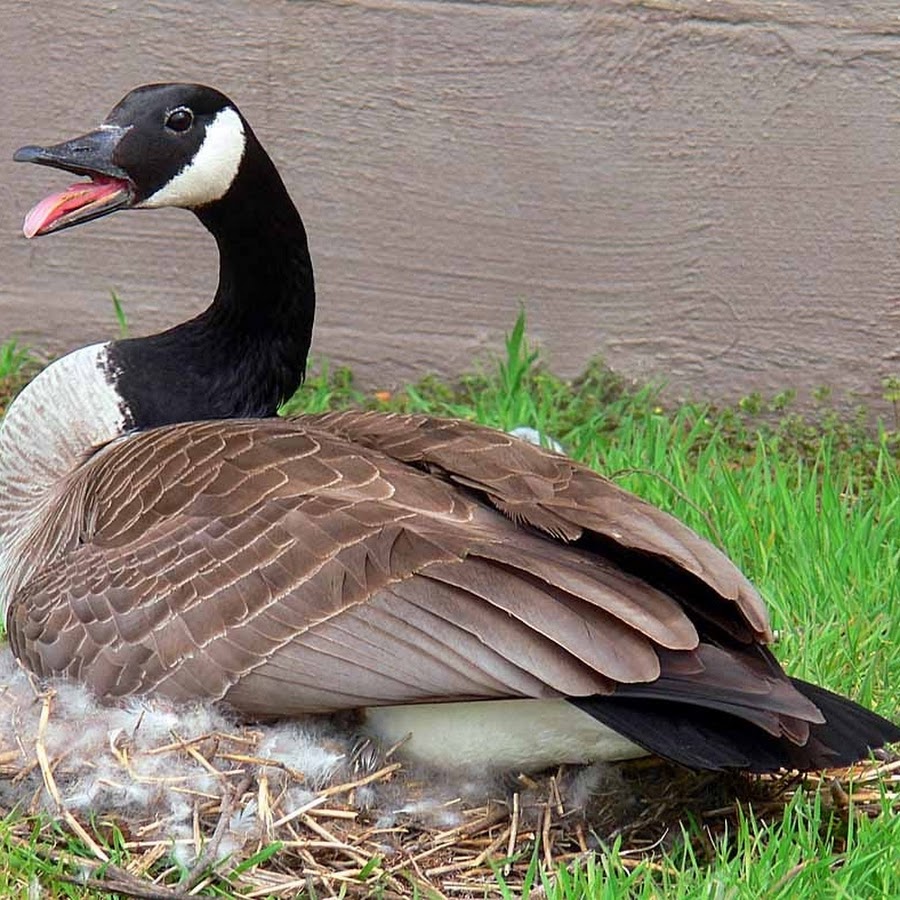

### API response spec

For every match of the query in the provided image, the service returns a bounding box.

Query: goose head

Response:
[13,83,314,428]
[15,83,250,237]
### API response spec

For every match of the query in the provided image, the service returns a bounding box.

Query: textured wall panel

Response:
[2,1,899,408]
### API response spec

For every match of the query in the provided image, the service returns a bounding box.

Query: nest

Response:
[0,672,897,899]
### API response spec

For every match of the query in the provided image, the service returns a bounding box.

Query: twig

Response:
[541,802,554,871]
[34,692,110,863]
[182,773,254,891]
[58,874,187,900]
[272,762,401,829]
[504,792,520,876]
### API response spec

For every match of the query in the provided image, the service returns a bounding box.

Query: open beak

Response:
[14,126,134,238]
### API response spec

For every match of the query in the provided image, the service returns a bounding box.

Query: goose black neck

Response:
[110,131,316,432]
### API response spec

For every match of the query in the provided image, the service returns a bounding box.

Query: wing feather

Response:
[8,412,804,739]
[306,411,771,640]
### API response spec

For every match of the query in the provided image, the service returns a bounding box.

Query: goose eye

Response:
[165,108,194,133]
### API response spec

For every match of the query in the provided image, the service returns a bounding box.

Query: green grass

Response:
[0,315,898,897]
[535,789,900,899]
[0,338,39,418]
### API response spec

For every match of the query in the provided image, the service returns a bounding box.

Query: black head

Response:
[14,83,250,237]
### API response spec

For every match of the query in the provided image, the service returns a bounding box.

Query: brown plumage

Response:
[5,83,898,773]
[7,414,730,700]
[0,412,861,757]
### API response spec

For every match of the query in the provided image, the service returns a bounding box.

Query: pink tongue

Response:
[23,178,125,239]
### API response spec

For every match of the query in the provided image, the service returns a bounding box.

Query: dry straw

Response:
[0,677,897,898]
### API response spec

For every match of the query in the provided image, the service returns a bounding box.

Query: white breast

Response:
[0,342,127,619]
[364,698,647,771]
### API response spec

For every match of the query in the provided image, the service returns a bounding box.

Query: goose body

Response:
[5,83,898,772]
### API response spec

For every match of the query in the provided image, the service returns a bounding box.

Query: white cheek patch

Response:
[139,107,245,209]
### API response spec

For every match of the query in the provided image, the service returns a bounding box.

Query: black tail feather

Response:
[789,678,900,766]
[571,678,900,773]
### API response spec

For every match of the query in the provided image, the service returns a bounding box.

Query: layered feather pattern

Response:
[8,409,870,771]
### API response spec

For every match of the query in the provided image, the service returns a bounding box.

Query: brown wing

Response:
[9,412,801,726]
[302,410,772,641]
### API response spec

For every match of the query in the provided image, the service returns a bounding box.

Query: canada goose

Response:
[5,83,898,773]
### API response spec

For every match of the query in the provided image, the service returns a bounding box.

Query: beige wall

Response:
[2,1,899,409]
